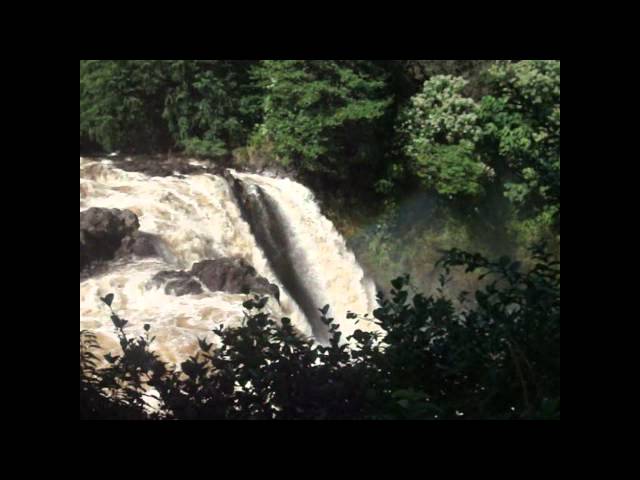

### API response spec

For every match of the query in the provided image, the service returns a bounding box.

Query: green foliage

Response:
[80,60,171,152]
[412,141,486,197]
[395,60,495,98]
[80,60,258,156]
[79,60,560,419]
[344,201,488,299]
[80,246,560,420]
[402,75,482,147]
[162,60,258,157]
[251,60,391,178]
[79,60,559,238]
[398,75,487,197]
[479,60,560,228]
[396,61,559,233]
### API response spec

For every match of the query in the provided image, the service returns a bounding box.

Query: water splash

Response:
[80,157,379,364]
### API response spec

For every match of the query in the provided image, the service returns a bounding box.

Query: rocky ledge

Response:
[80,208,279,302]
[151,257,279,301]
[80,207,159,274]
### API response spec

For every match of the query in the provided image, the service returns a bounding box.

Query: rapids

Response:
[80,157,379,365]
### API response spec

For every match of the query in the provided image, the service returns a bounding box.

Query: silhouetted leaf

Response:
[104,353,120,364]
[198,337,213,353]
[256,297,268,309]
[243,299,256,310]
[101,293,114,307]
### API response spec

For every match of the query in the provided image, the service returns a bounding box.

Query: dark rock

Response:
[80,207,139,240]
[168,278,203,296]
[109,154,232,178]
[131,233,158,257]
[191,257,280,301]
[116,231,159,258]
[80,208,140,271]
[251,276,280,301]
[151,270,203,296]
[151,257,280,300]
[80,207,167,276]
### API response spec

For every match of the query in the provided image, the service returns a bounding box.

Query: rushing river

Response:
[80,157,379,366]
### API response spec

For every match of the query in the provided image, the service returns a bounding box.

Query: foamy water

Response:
[80,157,379,366]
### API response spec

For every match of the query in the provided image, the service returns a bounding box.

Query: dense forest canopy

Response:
[80,59,559,235]
[80,59,560,420]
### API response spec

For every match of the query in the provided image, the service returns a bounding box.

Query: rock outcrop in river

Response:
[151,257,280,300]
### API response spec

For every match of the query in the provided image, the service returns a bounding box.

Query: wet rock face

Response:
[80,208,159,274]
[151,257,280,301]
[108,155,292,179]
[80,208,140,271]
[150,271,204,296]
[80,207,139,241]
[191,257,280,301]
[117,231,159,258]
[109,155,231,178]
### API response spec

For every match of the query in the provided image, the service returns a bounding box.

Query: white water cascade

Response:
[80,157,379,365]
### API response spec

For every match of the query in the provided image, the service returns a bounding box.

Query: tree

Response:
[162,60,259,157]
[80,60,258,156]
[251,60,392,181]
[384,60,495,101]
[397,61,560,231]
[80,60,171,153]
[398,75,488,197]
[479,60,560,229]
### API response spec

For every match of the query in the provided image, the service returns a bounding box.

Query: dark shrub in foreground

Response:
[80,246,559,420]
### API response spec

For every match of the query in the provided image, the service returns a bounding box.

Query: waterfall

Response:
[80,157,379,365]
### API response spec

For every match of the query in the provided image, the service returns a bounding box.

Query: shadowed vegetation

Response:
[80,246,559,420]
